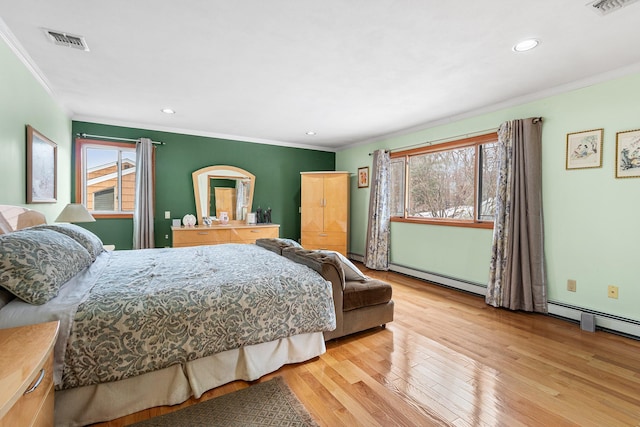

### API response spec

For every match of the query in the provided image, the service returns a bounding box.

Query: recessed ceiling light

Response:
[161,108,175,114]
[513,39,539,52]
[306,131,316,136]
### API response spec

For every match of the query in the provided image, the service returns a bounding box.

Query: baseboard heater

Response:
[350,253,640,340]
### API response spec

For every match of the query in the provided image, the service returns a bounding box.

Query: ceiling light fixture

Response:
[161,108,175,114]
[513,39,539,52]
[306,131,316,136]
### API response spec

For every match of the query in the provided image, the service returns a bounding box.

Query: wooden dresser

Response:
[0,321,59,427]
[300,172,349,256]
[172,224,280,247]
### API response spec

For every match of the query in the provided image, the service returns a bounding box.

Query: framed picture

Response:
[357,166,369,188]
[566,129,603,170]
[26,125,57,203]
[615,128,640,178]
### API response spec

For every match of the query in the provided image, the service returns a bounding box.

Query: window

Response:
[94,188,115,211]
[390,133,498,228]
[75,139,137,217]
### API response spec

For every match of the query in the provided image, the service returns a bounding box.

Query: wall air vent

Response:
[43,28,89,51]
[587,0,639,15]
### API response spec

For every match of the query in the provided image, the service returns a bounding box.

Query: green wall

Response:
[72,121,335,250]
[0,37,71,219]
[337,72,640,322]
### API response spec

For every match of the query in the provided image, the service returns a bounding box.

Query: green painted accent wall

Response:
[0,38,71,219]
[72,121,335,250]
[337,72,640,322]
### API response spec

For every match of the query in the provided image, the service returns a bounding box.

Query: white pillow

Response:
[316,250,368,281]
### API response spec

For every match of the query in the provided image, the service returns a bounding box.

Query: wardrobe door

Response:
[322,173,348,233]
[300,174,324,233]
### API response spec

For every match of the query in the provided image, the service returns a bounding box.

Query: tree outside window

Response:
[390,133,498,228]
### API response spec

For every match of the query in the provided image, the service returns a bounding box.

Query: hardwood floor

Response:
[94,268,640,426]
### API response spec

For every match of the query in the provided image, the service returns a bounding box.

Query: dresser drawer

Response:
[173,228,230,247]
[301,231,346,246]
[302,244,347,256]
[0,352,53,427]
[0,322,58,427]
[172,225,280,247]
[301,232,347,256]
[230,226,279,243]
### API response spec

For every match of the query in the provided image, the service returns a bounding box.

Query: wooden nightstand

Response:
[0,321,59,427]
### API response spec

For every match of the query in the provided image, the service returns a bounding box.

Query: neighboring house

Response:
[85,160,136,211]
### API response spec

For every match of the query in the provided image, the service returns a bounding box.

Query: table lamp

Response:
[55,203,96,223]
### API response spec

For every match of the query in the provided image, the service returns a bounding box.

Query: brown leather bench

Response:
[279,246,393,340]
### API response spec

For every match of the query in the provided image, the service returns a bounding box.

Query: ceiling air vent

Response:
[43,28,89,51]
[587,0,639,15]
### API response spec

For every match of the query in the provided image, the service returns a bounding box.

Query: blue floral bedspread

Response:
[60,244,335,389]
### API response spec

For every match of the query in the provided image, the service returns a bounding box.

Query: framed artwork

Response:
[358,166,369,188]
[615,128,640,178]
[566,129,603,170]
[26,125,57,203]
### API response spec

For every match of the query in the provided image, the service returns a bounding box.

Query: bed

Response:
[0,206,336,426]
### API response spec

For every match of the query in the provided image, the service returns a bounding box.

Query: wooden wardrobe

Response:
[300,171,349,256]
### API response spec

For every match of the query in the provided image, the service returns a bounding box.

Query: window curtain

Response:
[365,149,391,270]
[133,138,154,249]
[486,118,547,312]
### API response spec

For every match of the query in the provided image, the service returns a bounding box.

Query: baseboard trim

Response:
[350,253,639,340]
[349,254,487,296]
[389,263,487,296]
[547,301,640,339]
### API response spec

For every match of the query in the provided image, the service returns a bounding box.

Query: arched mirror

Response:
[192,165,255,225]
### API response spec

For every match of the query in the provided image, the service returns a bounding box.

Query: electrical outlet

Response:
[164,211,171,219]
[164,234,169,239]
[608,285,619,299]
[567,279,577,292]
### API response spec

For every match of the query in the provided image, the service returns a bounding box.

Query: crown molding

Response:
[0,17,72,117]
[0,18,53,97]
[71,115,338,153]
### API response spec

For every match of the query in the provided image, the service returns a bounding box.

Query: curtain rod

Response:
[368,117,543,155]
[368,126,498,156]
[76,133,165,145]
[392,126,499,152]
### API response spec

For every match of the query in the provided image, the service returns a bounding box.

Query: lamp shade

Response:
[55,204,96,223]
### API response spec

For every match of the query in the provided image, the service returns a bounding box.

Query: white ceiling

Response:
[2,1,640,151]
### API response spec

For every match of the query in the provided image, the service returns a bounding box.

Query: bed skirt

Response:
[55,332,326,427]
